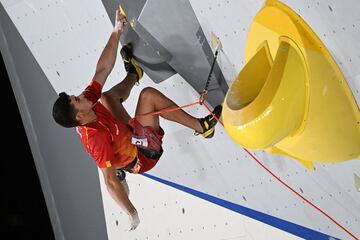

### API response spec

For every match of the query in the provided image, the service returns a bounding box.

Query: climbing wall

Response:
[1,0,359,239]
[119,0,359,239]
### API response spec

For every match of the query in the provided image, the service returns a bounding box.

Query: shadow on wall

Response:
[1,53,55,240]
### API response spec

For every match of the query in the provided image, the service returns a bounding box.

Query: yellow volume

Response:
[223,0,360,169]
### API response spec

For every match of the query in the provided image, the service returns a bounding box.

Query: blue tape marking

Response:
[142,173,339,240]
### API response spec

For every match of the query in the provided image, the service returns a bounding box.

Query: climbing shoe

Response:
[120,43,143,82]
[195,104,223,138]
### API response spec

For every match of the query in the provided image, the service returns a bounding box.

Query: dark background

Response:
[1,53,55,239]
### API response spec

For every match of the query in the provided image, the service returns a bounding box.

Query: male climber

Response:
[52,10,222,231]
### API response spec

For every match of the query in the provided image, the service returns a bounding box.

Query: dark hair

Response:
[52,92,79,128]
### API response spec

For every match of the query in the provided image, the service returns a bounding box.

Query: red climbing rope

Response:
[134,99,358,240]
[201,101,358,240]
[241,147,358,240]
[135,101,200,119]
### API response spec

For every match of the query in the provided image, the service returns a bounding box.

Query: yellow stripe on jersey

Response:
[106,161,112,168]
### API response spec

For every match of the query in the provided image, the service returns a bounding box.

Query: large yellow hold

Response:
[222,0,360,169]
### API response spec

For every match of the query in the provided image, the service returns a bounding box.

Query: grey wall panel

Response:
[121,25,177,83]
[103,0,228,107]
[0,4,108,240]
[135,0,228,107]
[102,0,177,83]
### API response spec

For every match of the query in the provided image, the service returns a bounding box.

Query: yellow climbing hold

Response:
[223,0,360,169]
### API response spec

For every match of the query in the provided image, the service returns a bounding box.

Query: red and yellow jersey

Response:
[76,81,138,169]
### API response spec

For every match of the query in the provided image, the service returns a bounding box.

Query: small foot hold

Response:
[354,173,360,192]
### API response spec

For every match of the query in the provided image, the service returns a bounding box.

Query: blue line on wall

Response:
[142,173,339,240]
